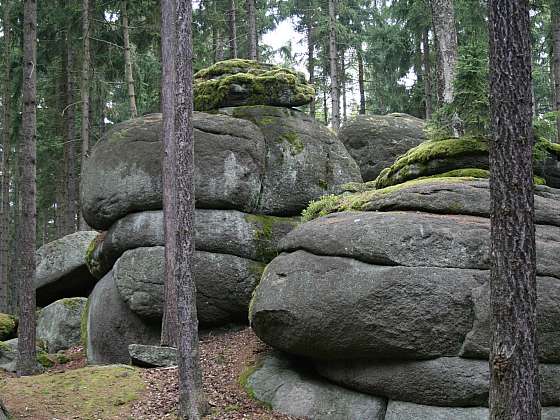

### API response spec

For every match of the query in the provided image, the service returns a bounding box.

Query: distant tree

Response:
[328,0,340,131]
[122,0,138,118]
[18,0,38,376]
[80,0,91,230]
[552,0,560,141]
[488,0,541,418]
[247,0,258,60]
[228,0,238,59]
[175,0,205,417]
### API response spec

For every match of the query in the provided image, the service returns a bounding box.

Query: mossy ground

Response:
[0,365,145,419]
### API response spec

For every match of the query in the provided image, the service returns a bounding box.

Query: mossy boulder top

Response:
[0,314,17,341]
[194,59,315,111]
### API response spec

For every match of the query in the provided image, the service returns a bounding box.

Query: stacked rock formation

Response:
[248,126,560,418]
[81,60,362,364]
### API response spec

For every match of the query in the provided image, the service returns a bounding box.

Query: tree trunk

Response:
[246,0,257,60]
[122,0,138,118]
[422,27,433,119]
[553,1,560,141]
[307,19,316,118]
[80,0,91,231]
[228,0,238,59]
[0,0,12,313]
[64,36,78,235]
[175,0,205,417]
[323,86,328,125]
[340,50,347,124]
[160,0,179,348]
[488,1,541,418]
[18,0,38,376]
[357,46,366,115]
[328,0,340,131]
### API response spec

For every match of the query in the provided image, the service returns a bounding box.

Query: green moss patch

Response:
[0,365,145,419]
[0,314,17,341]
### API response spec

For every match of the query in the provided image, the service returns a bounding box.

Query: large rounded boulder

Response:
[339,113,426,181]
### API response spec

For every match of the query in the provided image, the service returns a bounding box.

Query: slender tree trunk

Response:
[488,1,541,418]
[246,0,257,60]
[323,86,328,125]
[357,46,366,115]
[122,0,138,118]
[340,50,347,124]
[307,19,316,118]
[422,28,433,119]
[160,0,179,348]
[212,26,219,64]
[228,0,238,59]
[64,37,78,235]
[553,1,560,141]
[175,0,205,417]
[80,0,91,231]
[328,0,340,131]
[18,0,38,376]
[1,0,13,313]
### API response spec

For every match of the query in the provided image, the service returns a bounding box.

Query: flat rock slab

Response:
[384,401,489,420]
[128,344,177,367]
[35,231,98,306]
[246,353,386,419]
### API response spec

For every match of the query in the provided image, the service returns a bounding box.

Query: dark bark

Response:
[1,0,12,313]
[328,0,340,131]
[18,0,38,376]
[64,35,78,235]
[488,1,541,418]
[160,0,178,348]
[422,27,433,119]
[175,0,205,416]
[341,50,347,123]
[553,0,560,141]
[357,46,366,115]
[246,0,257,60]
[307,19,316,118]
[228,0,238,59]
[122,0,138,118]
[80,0,90,230]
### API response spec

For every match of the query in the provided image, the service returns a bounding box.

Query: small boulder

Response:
[194,59,315,110]
[128,344,177,368]
[36,297,88,353]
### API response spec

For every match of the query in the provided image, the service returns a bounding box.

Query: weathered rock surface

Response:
[339,114,426,181]
[87,209,298,279]
[194,59,315,110]
[250,250,485,360]
[246,353,387,419]
[86,271,160,365]
[384,401,489,420]
[37,297,87,353]
[281,211,560,279]
[81,110,360,230]
[114,247,264,325]
[0,339,16,367]
[316,357,560,407]
[35,231,98,306]
[128,344,177,367]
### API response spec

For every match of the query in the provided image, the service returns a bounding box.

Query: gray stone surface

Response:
[315,357,560,407]
[35,231,98,306]
[113,246,264,326]
[536,155,560,189]
[461,279,560,363]
[128,344,177,367]
[81,111,360,230]
[37,297,88,353]
[0,338,17,367]
[87,271,160,365]
[544,407,560,419]
[384,401,488,420]
[246,353,386,419]
[358,179,560,228]
[88,209,298,279]
[250,250,484,360]
[339,113,426,181]
[280,211,560,278]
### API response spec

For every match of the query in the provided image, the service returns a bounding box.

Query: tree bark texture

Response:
[160,0,179,348]
[175,0,205,417]
[18,0,38,376]
[357,46,366,115]
[488,1,541,418]
[80,0,91,231]
[328,0,340,131]
[552,0,560,142]
[307,19,316,118]
[228,0,238,59]
[122,0,138,118]
[246,0,257,60]
[422,27,433,119]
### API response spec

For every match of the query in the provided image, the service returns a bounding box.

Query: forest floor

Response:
[0,327,302,420]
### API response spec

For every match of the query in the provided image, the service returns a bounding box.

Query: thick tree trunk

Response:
[228,0,238,59]
[357,46,366,115]
[552,0,560,141]
[246,0,257,60]
[0,0,12,313]
[64,38,78,235]
[122,0,138,118]
[18,0,38,376]
[328,0,340,131]
[307,20,316,118]
[422,28,433,119]
[80,0,91,231]
[160,0,178,348]
[175,0,205,417]
[488,1,541,418]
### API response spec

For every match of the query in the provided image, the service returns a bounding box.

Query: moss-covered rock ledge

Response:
[194,59,315,111]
